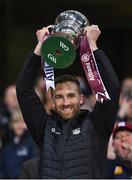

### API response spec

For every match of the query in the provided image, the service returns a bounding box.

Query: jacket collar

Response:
[50,109,89,127]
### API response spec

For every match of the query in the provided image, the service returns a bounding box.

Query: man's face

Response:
[52,81,83,120]
[113,130,132,161]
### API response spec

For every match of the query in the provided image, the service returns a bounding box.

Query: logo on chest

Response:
[51,128,61,135]
[72,128,81,135]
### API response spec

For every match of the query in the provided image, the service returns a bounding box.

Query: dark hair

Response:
[53,74,81,93]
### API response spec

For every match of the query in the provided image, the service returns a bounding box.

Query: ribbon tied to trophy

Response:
[41,10,110,103]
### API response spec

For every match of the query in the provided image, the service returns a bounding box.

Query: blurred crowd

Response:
[107,77,132,179]
[0,75,132,179]
[0,77,45,178]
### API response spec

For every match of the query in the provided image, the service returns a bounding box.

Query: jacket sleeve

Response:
[16,53,49,147]
[91,49,120,140]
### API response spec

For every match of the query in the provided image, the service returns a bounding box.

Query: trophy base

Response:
[41,33,76,69]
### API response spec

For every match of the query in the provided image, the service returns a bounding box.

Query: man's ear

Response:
[80,94,84,105]
[52,103,55,109]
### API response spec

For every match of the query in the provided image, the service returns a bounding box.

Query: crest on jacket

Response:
[72,128,81,135]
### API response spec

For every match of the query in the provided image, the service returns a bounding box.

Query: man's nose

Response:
[63,97,70,105]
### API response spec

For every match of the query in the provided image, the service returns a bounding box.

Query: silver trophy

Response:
[53,10,89,48]
[41,10,89,68]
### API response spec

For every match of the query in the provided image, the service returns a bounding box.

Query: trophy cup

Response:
[41,10,89,68]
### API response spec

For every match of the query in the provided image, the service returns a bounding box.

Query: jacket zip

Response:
[60,121,70,179]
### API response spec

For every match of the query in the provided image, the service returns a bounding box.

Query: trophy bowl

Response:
[41,10,89,69]
[54,10,89,35]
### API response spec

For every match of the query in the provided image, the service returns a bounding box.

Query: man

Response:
[107,122,132,179]
[16,24,119,178]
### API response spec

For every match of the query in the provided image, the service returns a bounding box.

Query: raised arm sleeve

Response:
[16,53,48,147]
[91,49,120,140]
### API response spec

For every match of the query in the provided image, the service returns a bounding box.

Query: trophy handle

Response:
[46,25,55,33]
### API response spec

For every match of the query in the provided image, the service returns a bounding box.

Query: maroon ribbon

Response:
[80,35,110,103]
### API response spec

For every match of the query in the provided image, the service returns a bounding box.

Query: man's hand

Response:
[34,27,50,56]
[84,25,101,51]
[122,143,132,160]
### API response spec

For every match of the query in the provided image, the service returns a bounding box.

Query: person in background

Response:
[117,77,132,122]
[117,87,132,123]
[117,77,132,123]
[35,75,45,102]
[120,77,132,93]
[107,77,132,175]
[35,75,53,114]
[107,121,132,179]
[0,111,38,179]
[2,84,20,118]
[0,84,20,149]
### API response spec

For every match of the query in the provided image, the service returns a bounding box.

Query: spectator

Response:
[0,84,20,148]
[117,87,132,123]
[120,77,132,93]
[35,75,45,102]
[107,121,132,179]
[0,111,38,179]
[35,75,53,114]
[107,78,132,175]
[3,84,20,115]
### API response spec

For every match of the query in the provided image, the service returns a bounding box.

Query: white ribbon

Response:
[42,60,55,91]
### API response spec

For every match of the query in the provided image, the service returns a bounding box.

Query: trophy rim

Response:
[54,10,89,27]
[53,20,82,36]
